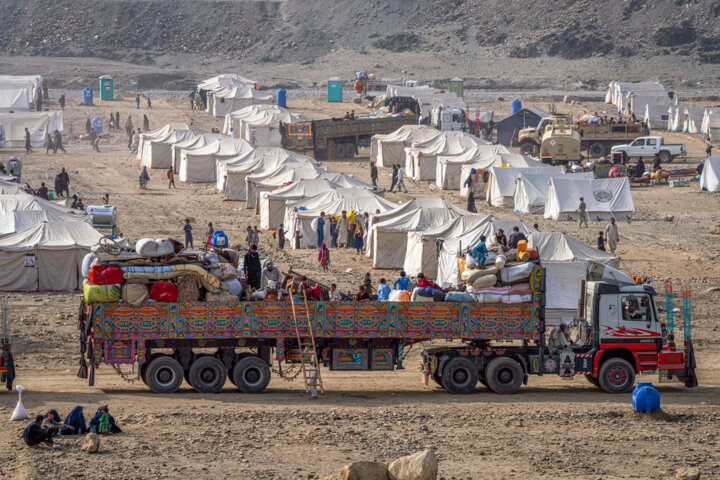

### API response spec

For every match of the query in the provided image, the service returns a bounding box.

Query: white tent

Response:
[436,219,536,287]
[0,210,84,236]
[240,109,304,147]
[544,177,635,221]
[528,231,618,323]
[178,138,253,183]
[137,123,201,169]
[218,148,317,201]
[246,162,326,210]
[284,189,399,249]
[259,175,381,229]
[0,88,31,111]
[486,166,565,207]
[405,131,489,181]
[700,156,720,192]
[371,125,440,168]
[210,85,273,118]
[643,104,670,130]
[513,172,595,214]
[0,194,85,218]
[0,75,43,105]
[683,106,706,134]
[404,213,494,279]
[630,94,671,117]
[368,198,466,269]
[606,81,666,112]
[0,221,101,291]
[668,104,692,132]
[459,154,544,198]
[701,109,720,141]
[435,144,516,190]
[0,111,63,148]
[170,133,224,172]
[222,105,286,135]
[198,74,257,92]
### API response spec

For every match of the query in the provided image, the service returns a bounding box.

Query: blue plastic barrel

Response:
[511,99,522,115]
[91,117,103,135]
[211,231,228,249]
[82,88,94,105]
[276,89,287,107]
[632,382,661,412]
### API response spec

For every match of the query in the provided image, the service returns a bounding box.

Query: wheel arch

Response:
[594,347,639,375]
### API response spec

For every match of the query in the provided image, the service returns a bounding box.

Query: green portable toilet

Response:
[328,77,342,103]
[99,75,114,101]
[449,78,464,99]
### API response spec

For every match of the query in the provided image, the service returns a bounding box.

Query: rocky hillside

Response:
[0,0,718,87]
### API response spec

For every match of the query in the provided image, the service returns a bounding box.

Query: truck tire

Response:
[598,358,635,393]
[188,356,227,393]
[485,356,524,394]
[229,352,252,387]
[344,143,355,159]
[145,356,184,394]
[659,150,672,163]
[441,357,478,394]
[588,142,606,158]
[140,353,163,386]
[334,142,347,159]
[519,141,535,155]
[232,356,271,393]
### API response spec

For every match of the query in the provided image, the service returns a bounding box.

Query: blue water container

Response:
[91,117,103,135]
[276,89,287,107]
[82,88,94,105]
[511,99,522,115]
[211,231,228,249]
[632,382,661,412]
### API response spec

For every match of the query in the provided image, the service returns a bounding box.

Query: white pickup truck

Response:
[611,136,686,163]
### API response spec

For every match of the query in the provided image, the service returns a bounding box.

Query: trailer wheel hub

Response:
[609,367,627,386]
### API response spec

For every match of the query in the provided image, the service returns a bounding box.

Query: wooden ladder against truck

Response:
[281,115,418,160]
[79,266,696,395]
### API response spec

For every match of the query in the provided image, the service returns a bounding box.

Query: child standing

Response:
[184,219,193,249]
[597,231,606,251]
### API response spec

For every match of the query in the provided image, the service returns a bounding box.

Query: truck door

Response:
[629,138,645,155]
[597,293,621,343]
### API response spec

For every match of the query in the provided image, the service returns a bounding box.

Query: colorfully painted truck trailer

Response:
[78,267,695,395]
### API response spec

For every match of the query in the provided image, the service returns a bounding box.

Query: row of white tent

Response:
[196,74,274,118]
[605,81,670,115]
[0,178,100,291]
[221,105,304,145]
[666,104,712,134]
[0,75,43,111]
[0,111,64,148]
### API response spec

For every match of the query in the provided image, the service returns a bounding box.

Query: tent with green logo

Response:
[544,177,634,221]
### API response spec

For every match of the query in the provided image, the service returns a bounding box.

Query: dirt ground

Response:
[1,91,719,480]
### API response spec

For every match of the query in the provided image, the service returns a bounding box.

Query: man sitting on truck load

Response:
[469,235,489,266]
[548,321,571,352]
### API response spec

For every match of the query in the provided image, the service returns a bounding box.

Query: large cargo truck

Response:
[78,267,695,395]
[281,115,418,160]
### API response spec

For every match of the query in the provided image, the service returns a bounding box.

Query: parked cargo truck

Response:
[78,267,695,395]
[281,115,418,160]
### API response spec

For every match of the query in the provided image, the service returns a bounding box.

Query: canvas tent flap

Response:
[544,177,635,220]
[0,210,86,236]
[371,125,441,168]
[700,156,720,192]
[0,111,64,147]
[0,88,31,111]
[514,172,594,214]
[486,166,565,207]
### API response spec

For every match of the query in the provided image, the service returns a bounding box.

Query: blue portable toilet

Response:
[632,382,661,412]
[82,88,94,106]
[91,117,103,135]
[211,231,228,249]
[511,99,522,115]
[276,89,287,108]
[328,77,342,103]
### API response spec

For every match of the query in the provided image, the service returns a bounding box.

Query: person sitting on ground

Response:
[260,260,282,291]
[41,410,75,438]
[635,158,646,179]
[89,405,121,435]
[36,182,49,200]
[377,278,391,301]
[355,284,370,301]
[24,415,54,447]
[469,235,489,266]
[507,226,527,249]
[330,283,343,301]
[491,229,509,252]
[393,271,413,292]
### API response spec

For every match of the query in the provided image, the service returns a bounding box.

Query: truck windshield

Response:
[621,295,653,322]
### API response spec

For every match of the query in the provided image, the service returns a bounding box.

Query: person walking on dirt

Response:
[336,211,349,248]
[370,161,378,187]
[314,212,326,248]
[183,219,193,249]
[467,191,476,213]
[577,197,588,228]
[167,168,175,189]
[45,133,55,154]
[329,216,338,247]
[53,130,66,153]
[146,96,152,109]
[604,218,619,254]
[390,164,398,191]
[277,224,285,250]
[59,167,70,197]
[116,111,120,128]
[143,114,150,132]
[393,165,407,193]
[89,130,100,152]
[135,94,140,109]
[54,175,62,197]
[139,166,150,190]
[24,127,33,154]
[58,94,65,110]
[85,119,92,135]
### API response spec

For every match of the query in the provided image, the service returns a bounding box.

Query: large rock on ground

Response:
[81,432,100,453]
[710,225,720,235]
[340,461,389,480]
[676,467,700,480]
[388,450,438,480]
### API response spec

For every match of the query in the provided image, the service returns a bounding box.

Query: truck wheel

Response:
[145,356,184,394]
[334,143,347,159]
[140,353,163,386]
[598,358,635,393]
[232,356,271,393]
[344,143,355,159]
[659,150,672,163]
[188,356,227,393]
[485,356,523,394]
[229,352,252,387]
[519,141,535,155]
[441,357,478,394]
[588,142,606,158]
[585,375,601,388]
